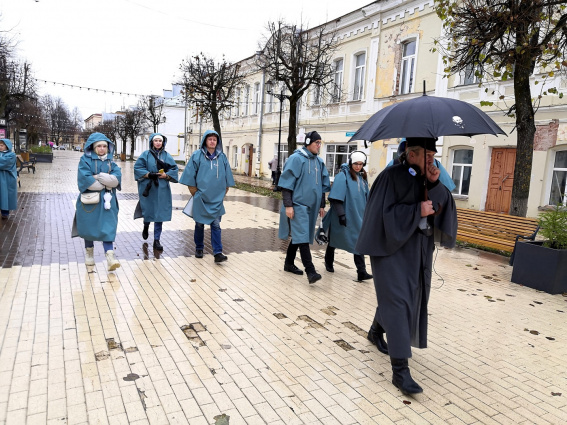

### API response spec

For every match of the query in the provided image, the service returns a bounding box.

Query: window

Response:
[333,59,343,102]
[266,92,273,113]
[549,150,567,206]
[400,40,416,94]
[235,88,241,117]
[232,146,238,168]
[463,63,480,85]
[451,149,473,196]
[325,144,357,178]
[313,85,322,105]
[253,82,261,114]
[353,53,366,101]
[244,86,250,115]
[277,144,289,165]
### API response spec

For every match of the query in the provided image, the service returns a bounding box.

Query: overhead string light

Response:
[35,78,147,97]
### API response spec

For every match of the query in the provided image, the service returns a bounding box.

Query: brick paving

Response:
[0,150,565,424]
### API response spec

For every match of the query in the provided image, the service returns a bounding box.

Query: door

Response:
[485,148,516,213]
[247,145,254,176]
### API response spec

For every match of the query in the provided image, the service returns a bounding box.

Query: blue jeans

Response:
[144,221,163,240]
[194,217,222,254]
[85,239,114,252]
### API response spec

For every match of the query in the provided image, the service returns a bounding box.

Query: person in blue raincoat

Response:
[322,151,372,282]
[0,139,17,219]
[388,139,456,192]
[72,133,122,271]
[134,133,179,251]
[278,131,331,284]
[179,130,234,263]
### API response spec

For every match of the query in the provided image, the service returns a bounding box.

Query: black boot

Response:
[153,240,163,251]
[357,270,373,281]
[142,224,149,240]
[390,358,423,395]
[367,321,388,355]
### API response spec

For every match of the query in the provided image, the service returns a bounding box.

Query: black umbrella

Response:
[349,92,506,143]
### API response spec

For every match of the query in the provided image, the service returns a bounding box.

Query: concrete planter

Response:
[31,153,53,163]
[511,241,567,294]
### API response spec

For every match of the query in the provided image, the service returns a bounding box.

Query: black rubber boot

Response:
[357,271,373,281]
[153,240,163,251]
[390,358,423,395]
[142,224,149,240]
[367,321,388,355]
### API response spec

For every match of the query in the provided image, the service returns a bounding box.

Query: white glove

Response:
[88,180,105,191]
[97,172,119,188]
[104,192,112,210]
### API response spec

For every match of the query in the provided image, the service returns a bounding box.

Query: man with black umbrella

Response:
[356,137,458,395]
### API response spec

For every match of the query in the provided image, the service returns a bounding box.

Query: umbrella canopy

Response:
[349,94,506,143]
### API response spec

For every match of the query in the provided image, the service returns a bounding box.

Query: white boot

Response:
[106,250,121,271]
[85,247,95,266]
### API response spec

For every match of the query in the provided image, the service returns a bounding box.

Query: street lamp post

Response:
[266,81,289,191]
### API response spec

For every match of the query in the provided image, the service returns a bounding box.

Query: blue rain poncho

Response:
[0,139,17,211]
[322,163,369,253]
[278,147,331,244]
[73,133,122,241]
[134,133,179,222]
[179,130,235,224]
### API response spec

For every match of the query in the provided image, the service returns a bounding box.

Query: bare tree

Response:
[41,95,72,146]
[178,53,246,139]
[256,20,338,153]
[434,0,567,217]
[117,106,146,160]
[140,95,165,133]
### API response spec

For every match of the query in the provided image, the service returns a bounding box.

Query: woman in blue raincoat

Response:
[134,133,178,251]
[179,130,234,263]
[0,139,17,219]
[72,132,122,271]
[322,151,372,282]
[0,139,18,220]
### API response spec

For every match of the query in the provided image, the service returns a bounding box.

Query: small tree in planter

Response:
[511,205,567,294]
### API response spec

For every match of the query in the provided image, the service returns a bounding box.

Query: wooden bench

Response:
[16,154,36,174]
[456,208,539,255]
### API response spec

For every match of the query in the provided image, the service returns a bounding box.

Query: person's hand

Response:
[319,208,325,218]
[286,206,294,219]
[158,171,168,179]
[148,172,159,181]
[427,164,440,183]
[339,215,347,226]
[421,200,435,217]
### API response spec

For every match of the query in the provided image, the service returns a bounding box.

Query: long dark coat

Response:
[355,163,457,359]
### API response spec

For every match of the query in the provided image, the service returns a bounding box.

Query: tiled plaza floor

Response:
[0,150,565,425]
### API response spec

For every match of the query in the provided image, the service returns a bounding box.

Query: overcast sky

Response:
[0,0,369,121]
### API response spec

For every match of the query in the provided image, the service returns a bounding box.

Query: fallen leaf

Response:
[530,330,540,335]
[551,392,562,396]
[403,400,411,405]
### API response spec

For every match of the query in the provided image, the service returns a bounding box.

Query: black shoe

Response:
[153,240,163,251]
[284,263,303,275]
[195,249,203,258]
[307,272,322,284]
[357,271,373,281]
[391,358,423,395]
[142,225,149,240]
[1,214,8,220]
[325,262,334,273]
[214,253,228,263]
[368,321,388,355]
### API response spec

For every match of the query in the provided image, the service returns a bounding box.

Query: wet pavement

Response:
[0,150,566,425]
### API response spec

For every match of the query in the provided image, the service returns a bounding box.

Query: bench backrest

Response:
[457,208,539,241]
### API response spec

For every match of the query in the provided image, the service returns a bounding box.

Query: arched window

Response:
[451,148,473,195]
[400,40,416,94]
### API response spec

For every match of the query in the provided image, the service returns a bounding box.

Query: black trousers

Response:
[285,242,315,274]
[325,245,367,272]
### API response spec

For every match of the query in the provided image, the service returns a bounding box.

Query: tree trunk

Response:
[129,133,135,160]
[287,97,298,153]
[510,63,536,217]
[211,111,222,141]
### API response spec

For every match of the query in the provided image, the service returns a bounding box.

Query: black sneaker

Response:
[153,240,163,251]
[284,263,303,275]
[214,253,228,263]
[195,249,203,258]
[307,272,322,284]
[142,225,149,240]
[357,271,373,281]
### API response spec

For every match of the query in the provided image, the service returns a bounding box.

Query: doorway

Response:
[485,148,516,214]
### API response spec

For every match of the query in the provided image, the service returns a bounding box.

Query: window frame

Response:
[400,38,417,95]
[548,149,567,206]
[332,58,344,103]
[253,82,261,115]
[325,143,357,180]
[353,52,366,101]
[450,148,474,196]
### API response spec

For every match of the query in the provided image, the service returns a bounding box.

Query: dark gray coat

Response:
[356,163,457,358]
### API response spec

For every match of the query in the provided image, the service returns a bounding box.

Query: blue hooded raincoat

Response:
[179,130,235,224]
[278,147,331,244]
[73,133,122,241]
[134,133,179,222]
[322,163,369,254]
[0,139,17,212]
